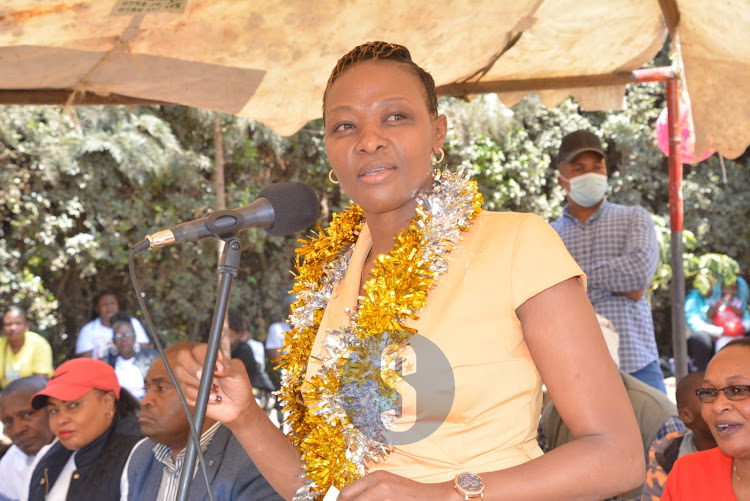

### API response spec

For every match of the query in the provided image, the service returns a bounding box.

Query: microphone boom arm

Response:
[142,198,275,249]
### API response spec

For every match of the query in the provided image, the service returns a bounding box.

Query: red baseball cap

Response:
[31,358,121,410]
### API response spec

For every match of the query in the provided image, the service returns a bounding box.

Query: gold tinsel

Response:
[277,170,483,500]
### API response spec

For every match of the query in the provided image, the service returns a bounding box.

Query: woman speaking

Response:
[175,41,644,500]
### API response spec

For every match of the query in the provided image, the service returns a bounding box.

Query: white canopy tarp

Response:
[1,0,748,157]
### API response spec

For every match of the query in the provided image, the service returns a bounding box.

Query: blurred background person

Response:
[641,372,717,500]
[686,276,749,372]
[243,323,267,376]
[707,277,750,349]
[0,306,53,389]
[123,342,282,500]
[238,314,277,410]
[263,293,294,430]
[103,312,158,401]
[0,377,55,501]
[75,291,150,359]
[662,338,750,500]
[25,358,141,501]
[264,292,295,367]
[226,309,275,395]
[685,279,725,372]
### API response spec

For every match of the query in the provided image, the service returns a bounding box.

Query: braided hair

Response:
[323,41,438,122]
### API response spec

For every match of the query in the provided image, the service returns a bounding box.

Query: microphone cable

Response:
[129,247,216,501]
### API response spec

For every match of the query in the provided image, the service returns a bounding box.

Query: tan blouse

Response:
[305,211,585,483]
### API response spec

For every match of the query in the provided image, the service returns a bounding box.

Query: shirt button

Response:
[73,473,80,480]
[209,460,215,467]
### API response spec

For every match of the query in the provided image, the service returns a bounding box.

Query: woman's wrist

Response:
[226,398,265,431]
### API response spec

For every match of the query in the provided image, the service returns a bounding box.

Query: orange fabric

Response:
[305,211,584,482]
[661,447,737,500]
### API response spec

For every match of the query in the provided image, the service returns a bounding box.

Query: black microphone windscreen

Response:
[259,182,320,237]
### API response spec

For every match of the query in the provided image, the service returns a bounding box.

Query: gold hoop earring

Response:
[431,148,445,166]
[328,169,339,185]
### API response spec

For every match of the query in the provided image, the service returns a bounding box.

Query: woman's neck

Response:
[736,457,750,483]
[363,204,418,257]
[359,209,414,289]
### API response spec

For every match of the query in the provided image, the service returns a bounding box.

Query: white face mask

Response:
[560,172,608,207]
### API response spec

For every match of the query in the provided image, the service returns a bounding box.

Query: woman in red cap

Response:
[23,358,141,501]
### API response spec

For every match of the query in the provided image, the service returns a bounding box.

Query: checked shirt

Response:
[551,199,660,373]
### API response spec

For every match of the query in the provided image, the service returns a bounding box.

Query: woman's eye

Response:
[332,122,354,133]
[68,402,78,410]
[385,113,406,123]
[48,408,58,415]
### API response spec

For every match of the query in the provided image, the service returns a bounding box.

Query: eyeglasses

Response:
[113,332,136,340]
[695,385,750,403]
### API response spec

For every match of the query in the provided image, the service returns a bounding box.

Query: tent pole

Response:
[666,78,688,380]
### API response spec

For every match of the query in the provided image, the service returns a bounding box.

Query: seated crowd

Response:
[0,300,281,501]
[1,292,749,500]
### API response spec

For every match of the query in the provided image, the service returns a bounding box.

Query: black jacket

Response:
[28,414,141,501]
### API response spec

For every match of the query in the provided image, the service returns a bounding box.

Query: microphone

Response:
[134,182,319,252]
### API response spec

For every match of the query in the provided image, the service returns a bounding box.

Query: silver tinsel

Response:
[289,169,480,501]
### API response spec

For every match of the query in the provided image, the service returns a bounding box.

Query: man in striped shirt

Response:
[122,342,282,500]
[551,130,664,393]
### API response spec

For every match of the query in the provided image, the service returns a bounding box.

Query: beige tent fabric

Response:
[0,0,747,157]
[679,0,750,159]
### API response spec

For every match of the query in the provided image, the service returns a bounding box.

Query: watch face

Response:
[456,473,484,493]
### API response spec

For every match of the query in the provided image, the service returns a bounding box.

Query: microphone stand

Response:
[176,236,242,501]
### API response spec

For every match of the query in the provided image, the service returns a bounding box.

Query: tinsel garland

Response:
[277,169,483,500]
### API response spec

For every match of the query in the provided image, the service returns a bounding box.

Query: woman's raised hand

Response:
[173,342,260,426]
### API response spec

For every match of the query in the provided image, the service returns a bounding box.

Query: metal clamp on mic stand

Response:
[176,235,242,501]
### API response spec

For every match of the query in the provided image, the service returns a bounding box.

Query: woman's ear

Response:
[103,391,117,418]
[433,114,448,150]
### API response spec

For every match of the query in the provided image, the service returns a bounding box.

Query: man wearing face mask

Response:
[551,130,663,393]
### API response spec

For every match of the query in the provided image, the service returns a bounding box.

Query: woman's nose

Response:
[710,392,733,412]
[356,124,386,153]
